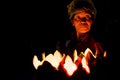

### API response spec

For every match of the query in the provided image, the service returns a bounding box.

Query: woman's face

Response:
[72,11,93,34]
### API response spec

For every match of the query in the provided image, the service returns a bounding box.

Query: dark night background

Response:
[3,0,119,80]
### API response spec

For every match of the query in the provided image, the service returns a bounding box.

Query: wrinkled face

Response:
[72,11,93,34]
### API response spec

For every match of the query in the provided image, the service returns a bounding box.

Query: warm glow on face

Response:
[33,48,101,76]
[72,11,93,34]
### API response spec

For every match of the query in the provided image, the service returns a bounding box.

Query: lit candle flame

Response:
[45,50,64,70]
[63,55,77,76]
[33,52,45,70]
[33,50,64,70]
[32,48,105,76]
[82,57,90,74]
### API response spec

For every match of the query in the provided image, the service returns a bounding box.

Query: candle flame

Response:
[33,48,104,76]
[63,55,77,76]
[33,53,45,70]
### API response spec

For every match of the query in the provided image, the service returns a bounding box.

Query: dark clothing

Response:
[56,32,105,59]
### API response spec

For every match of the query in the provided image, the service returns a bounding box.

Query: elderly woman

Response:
[56,0,107,80]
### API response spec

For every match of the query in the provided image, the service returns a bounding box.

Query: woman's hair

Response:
[67,0,97,20]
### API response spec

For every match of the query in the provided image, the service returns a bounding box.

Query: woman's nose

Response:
[80,17,86,22]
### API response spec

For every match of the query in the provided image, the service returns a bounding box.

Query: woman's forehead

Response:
[74,10,91,17]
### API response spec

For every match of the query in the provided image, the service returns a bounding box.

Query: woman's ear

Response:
[71,20,74,26]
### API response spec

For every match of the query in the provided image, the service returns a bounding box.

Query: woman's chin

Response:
[78,29,89,34]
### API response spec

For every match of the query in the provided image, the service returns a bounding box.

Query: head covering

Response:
[67,0,97,20]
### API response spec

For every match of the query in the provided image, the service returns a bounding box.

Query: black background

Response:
[3,0,119,80]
